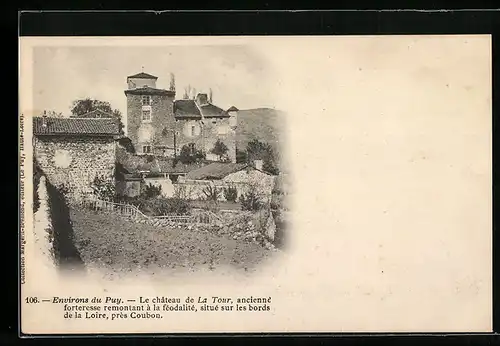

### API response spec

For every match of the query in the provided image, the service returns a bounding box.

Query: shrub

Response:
[141,183,162,199]
[240,188,263,211]
[223,185,238,202]
[174,184,193,200]
[146,197,191,216]
[91,174,115,200]
[33,159,43,213]
[202,184,220,202]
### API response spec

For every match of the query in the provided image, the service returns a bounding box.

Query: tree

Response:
[169,73,176,91]
[210,139,229,161]
[71,98,124,135]
[236,149,248,163]
[183,85,192,100]
[42,110,64,118]
[245,139,280,175]
[117,137,135,154]
[177,143,205,164]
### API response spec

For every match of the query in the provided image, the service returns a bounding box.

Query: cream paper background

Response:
[19,35,492,333]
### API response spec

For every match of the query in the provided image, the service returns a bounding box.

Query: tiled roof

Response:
[173,100,229,119]
[227,106,239,112]
[185,162,249,180]
[200,103,229,118]
[33,117,120,136]
[124,87,174,96]
[127,72,158,79]
[173,100,202,119]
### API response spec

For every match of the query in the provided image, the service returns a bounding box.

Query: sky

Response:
[32,44,278,116]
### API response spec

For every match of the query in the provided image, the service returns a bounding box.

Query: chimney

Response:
[254,160,263,171]
[195,93,208,106]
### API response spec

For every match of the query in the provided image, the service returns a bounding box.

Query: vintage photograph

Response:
[20,35,491,334]
[31,45,291,279]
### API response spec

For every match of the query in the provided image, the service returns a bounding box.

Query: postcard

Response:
[19,35,492,334]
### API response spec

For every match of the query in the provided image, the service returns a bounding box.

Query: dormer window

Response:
[142,95,151,105]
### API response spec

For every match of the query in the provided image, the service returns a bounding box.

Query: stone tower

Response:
[124,72,176,155]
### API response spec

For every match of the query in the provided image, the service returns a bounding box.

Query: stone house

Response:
[124,71,238,162]
[33,116,120,202]
[115,146,207,198]
[178,160,276,202]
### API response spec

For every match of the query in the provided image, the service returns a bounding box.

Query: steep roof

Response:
[33,117,120,136]
[173,100,229,119]
[124,86,174,96]
[173,99,202,119]
[185,162,249,180]
[127,72,158,79]
[199,103,228,118]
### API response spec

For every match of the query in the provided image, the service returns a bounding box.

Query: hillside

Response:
[236,108,286,154]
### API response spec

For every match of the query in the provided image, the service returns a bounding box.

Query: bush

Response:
[223,185,238,202]
[202,184,220,202]
[115,195,191,216]
[174,184,193,200]
[141,183,162,199]
[33,159,43,213]
[240,189,263,211]
[146,197,191,216]
[91,174,115,200]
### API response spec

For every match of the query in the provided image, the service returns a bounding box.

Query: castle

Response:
[124,71,238,163]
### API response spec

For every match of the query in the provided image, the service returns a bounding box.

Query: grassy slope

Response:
[70,207,272,273]
[236,108,286,154]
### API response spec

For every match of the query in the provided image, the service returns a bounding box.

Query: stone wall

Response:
[173,117,237,163]
[33,175,56,269]
[34,135,116,202]
[172,170,275,202]
[126,93,176,154]
[126,92,237,162]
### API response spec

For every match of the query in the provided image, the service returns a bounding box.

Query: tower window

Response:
[142,95,151,105]
[191,125,196,137]
[142,110,152,122]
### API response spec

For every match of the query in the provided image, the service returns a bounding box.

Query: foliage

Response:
[117,137,135,154]
[174,184,193,200]
[145,155,155,163]
[115,195,191,216]
[169,73,176,91]
[42,110,64,118]
[148,197,191,216]
[240,187,263,211]
[141,183,162,199]
[91,174,116,200]
[223,185,238,202]
[245,139,280,175]
[210,139,229,161]
[71,98,124,135]
[236,149,248,163]
[33,159,43,213]
[201,184,220,202]
[178,143,205,164]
